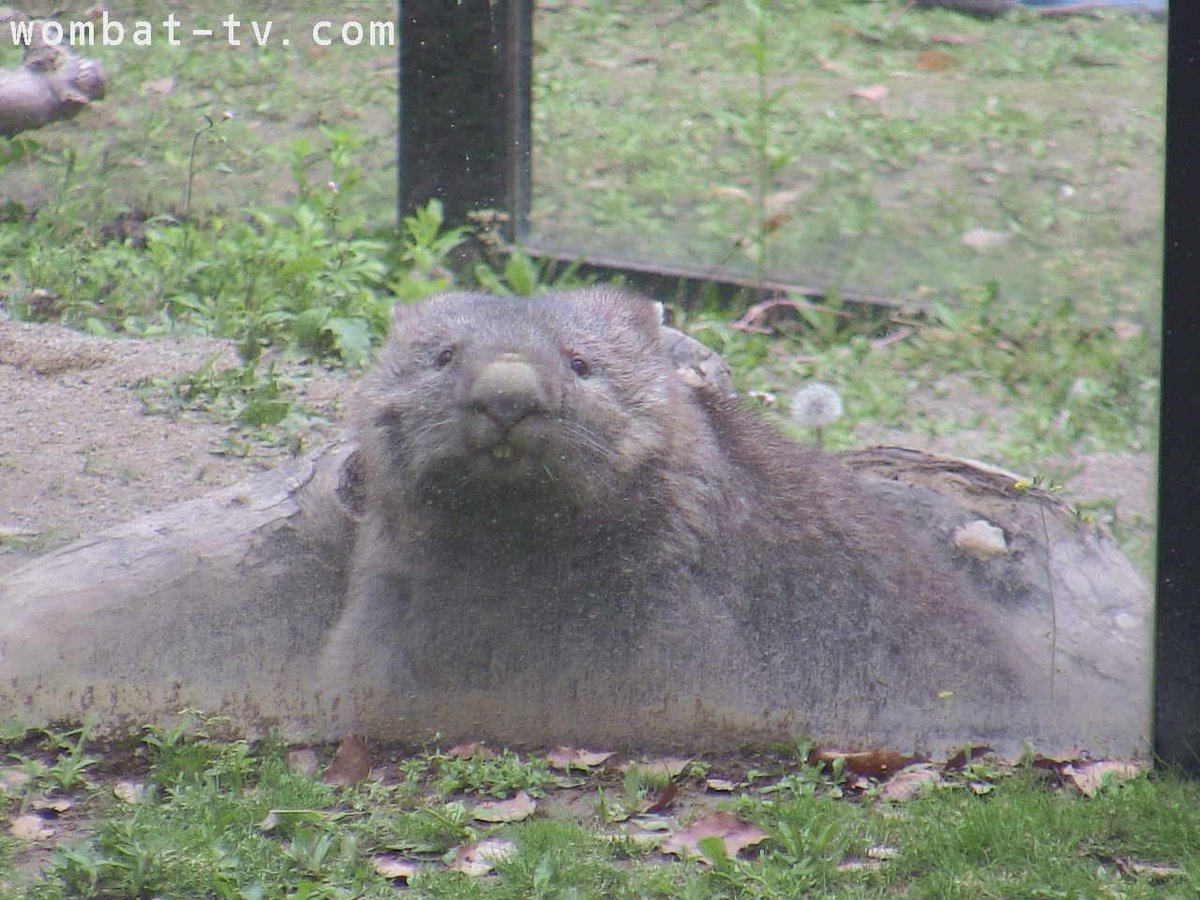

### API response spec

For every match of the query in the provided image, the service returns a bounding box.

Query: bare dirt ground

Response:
[0,321,1155,578]
[0,321,356,576]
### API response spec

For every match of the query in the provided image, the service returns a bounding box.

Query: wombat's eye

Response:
[434,347,454,368]
[569,355,590,378]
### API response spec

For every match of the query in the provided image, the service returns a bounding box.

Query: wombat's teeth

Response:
[491,444,513,460]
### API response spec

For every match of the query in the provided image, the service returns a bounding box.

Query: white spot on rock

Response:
[953,519,1008,561]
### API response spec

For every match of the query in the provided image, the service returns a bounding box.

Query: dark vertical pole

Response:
[1155,4,1200,774]
[398,0,532,237]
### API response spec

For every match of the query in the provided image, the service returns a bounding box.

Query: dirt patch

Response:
[0,321,355,575]
[0,321,1153,577]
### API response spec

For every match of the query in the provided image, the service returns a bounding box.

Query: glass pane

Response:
[528,0,1163,757]
[530,1,1163,322]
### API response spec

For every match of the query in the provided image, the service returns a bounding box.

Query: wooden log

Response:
[913,0,1163,17]
[0,18,106,138]
[0,445,355,736]
[0,435,1150,757]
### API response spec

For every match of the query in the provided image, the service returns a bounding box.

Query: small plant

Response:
[427,747,557,798]
[7,724,99,797]
[141,712,254,794]
[386,198,470,303]
[471,248,587,297]
[621,762,672,807]
[138,354,316,455]
[382,803,475,855]
[739,0,795,293]
[285,827,358,877]
[0,135,37,171]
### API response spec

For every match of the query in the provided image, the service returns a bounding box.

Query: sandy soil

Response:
[0,321,356,575]
[0,320,1154,577]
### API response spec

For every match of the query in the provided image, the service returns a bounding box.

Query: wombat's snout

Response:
[468,354,544,432]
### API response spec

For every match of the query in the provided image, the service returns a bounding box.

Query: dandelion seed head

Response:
[789,382,843,429]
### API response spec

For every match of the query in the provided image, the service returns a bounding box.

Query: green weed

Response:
[425,748,558,799]
[3,723,1198,899]
[7,725,99,798]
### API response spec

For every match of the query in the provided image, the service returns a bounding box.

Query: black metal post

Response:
[398,0,531,236]
[1155,3,1200,774]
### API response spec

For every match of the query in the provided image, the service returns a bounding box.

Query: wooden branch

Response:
[0,18,105,138]
[912,0,1163,18]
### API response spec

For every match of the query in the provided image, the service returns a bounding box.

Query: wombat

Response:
[319,288,1023,748]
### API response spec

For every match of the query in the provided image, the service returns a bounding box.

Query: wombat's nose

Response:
[469,356,543,430]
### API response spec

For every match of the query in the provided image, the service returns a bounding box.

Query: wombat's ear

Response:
[619,293,666,338]
[576,287,663,337]
[389,292,458,326]
[390,300,420,324]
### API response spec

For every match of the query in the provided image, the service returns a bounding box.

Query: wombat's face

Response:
[359,289,678,512]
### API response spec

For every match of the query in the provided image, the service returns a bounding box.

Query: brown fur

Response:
[319,288,1020,745]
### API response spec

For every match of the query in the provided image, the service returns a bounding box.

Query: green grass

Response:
[532,0,1165,326]
[2,725,1197,898]
[3,0,1157,550]
[0,2,1161,486]
[0,3,398,224]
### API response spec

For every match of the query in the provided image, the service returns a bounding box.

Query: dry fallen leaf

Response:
[838,857,884,872]
[705,778,736,792]
[30,797,72,815]
[661,811,769,859]
[0,768,30,793]
[448,838,518,876]
[711,185,754,204]
[961,228,1012,251]
[630,813,674,832]
[831,21,882,44]
[944,746,993,770]
[643,780,679,814]
[815,52,849,74]
[141,76,175,95]
[916,50,956,71]
[930,33,980,46]
[371,854,418,881]
[850,84,889,102]
[816,749,924,777]
[764,189,805,216]
[1062,760,1143,797]
[582,57,619,71]
[9,814,54,841]
[623,756,692,779]
[545,746,615,770]
[472,790,537,823]
[878,765,941,802]
[322,734,371,786]
[760,211,792,234]
[1111,319,1144,341]
[1117,858,1185,879]
[113,781,144,804]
